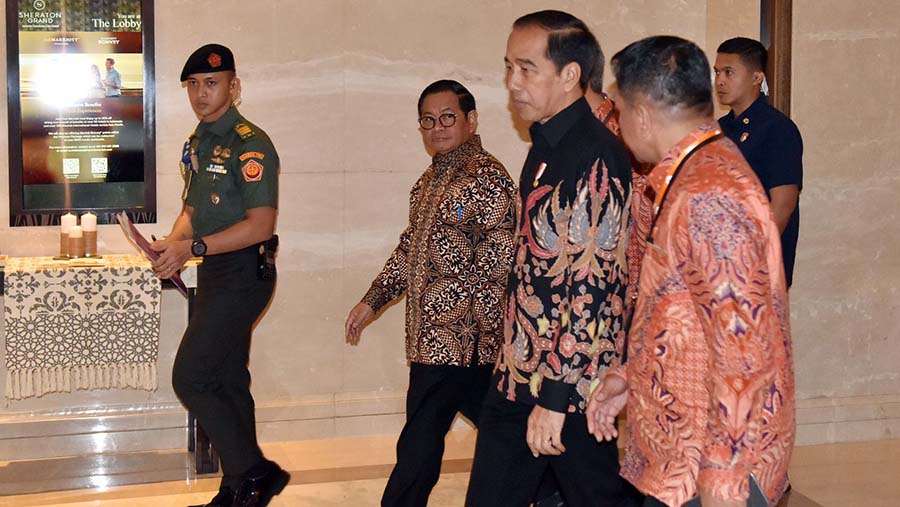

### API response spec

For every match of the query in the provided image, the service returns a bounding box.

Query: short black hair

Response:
[717,37,767,72]
[513,10,601,91]
[106,58,115,65]
[588,50,605,94]
[417,79,476,115]
[611,35,713,116]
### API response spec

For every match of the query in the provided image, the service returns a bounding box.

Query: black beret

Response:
[180,43,235,82]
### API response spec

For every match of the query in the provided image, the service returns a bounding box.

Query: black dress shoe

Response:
[234,461,291,507]
[189,486,237,507]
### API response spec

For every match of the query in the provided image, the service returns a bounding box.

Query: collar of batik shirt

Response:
[646,119,721,197]
[432,134,483,175]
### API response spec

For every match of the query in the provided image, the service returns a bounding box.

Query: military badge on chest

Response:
[210,145,233,165]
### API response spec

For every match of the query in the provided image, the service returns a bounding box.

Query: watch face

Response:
[192,240,206,256]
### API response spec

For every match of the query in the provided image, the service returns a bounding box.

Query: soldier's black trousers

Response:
[381,362,493,507]
[172,246,274,483]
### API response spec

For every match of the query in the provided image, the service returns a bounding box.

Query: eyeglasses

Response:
[418,113,457,130]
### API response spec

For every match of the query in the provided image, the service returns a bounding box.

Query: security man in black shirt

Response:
[151,44,287,507]
[715,37,804,287]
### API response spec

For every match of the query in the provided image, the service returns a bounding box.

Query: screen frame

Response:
[6,0,156,226]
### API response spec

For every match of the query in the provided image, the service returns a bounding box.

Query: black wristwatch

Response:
[191,238,207,257]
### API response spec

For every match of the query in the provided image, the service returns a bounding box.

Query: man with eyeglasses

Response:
[344,79,517,507]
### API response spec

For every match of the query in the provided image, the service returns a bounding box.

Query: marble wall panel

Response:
[790,0,900,399]
[1,0,898,449]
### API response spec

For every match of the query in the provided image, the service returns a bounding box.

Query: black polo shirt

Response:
[719,95,803,286]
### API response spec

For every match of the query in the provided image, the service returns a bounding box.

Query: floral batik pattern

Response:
[617,122,795,507]
[496,157,629,413]
[363,135,517,366]
[592,94,654,318]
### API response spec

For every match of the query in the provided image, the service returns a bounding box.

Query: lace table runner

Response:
[3,255,161,399]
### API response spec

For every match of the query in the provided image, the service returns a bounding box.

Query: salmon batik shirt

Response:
[618,121,795,506]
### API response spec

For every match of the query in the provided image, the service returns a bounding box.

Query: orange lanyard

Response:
[652,129,723,217]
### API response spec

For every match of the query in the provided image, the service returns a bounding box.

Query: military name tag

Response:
[206,164,227,174]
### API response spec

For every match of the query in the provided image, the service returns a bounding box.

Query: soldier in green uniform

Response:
[151,44,288,507]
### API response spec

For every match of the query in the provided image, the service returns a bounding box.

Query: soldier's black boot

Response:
[188,486,237,507]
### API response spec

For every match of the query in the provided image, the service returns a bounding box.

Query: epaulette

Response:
[235,123,255,140]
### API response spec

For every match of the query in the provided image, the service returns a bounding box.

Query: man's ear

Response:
[752,70,765,87]
[230,75,243,106]
[561,61,582,93]
[635,100,653,141]
[467,110,479,133]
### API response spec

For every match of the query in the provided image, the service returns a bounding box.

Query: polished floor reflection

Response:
[1,435,897,506]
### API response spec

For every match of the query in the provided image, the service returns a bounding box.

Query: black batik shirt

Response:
[494,98,632,414]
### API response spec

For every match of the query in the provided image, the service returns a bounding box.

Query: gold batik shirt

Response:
[362,135,517,366]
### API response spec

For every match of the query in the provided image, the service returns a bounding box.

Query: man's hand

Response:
[526,405,566,458]
[150,239,192,280]
[345,302,374,345]
[585,373,628,442]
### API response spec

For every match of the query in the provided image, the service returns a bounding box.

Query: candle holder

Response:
[82,212,101,258]
[55,232,70,260]
[68,226,85,259]
[84,231,102,258]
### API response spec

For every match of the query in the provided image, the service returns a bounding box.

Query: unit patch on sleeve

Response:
[242,159,264,182]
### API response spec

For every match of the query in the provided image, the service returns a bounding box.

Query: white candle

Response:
[81,212,97,232]
[68,225,83,238]
[61,213,77,234]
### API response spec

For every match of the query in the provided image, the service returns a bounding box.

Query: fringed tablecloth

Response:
[3,255,161,399]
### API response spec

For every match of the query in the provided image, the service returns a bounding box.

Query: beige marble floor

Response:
[1,434,898,506]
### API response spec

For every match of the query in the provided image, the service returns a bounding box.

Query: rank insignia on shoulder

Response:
[242,159,264,182]
[235,123,255,139]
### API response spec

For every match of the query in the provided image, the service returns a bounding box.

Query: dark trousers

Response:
[465,391,629,507]
[381,362,493,507]
[172,247,274,486]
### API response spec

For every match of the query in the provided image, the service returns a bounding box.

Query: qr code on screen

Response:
[91,157,108,178]
[62,158,80,177]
